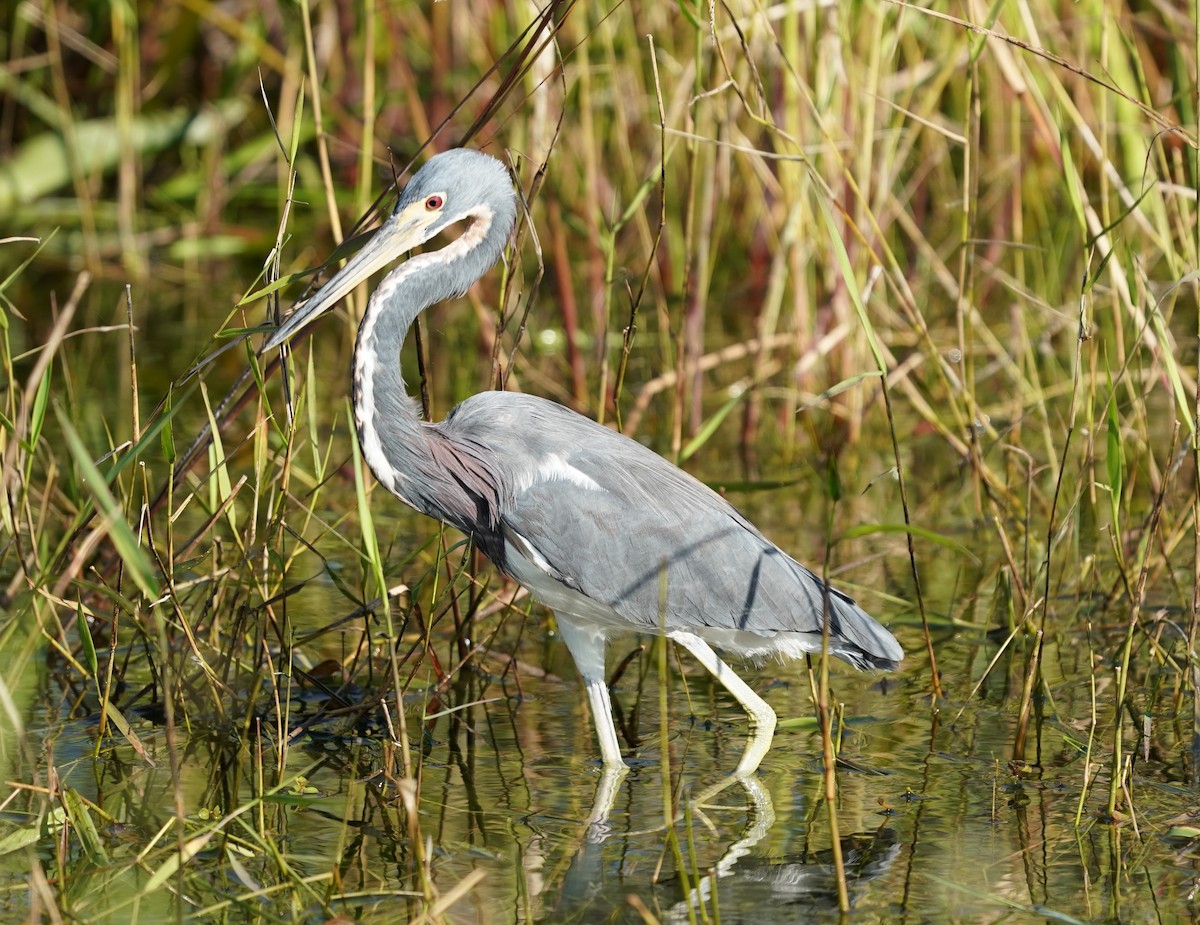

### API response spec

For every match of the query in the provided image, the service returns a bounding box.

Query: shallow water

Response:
[12,566,1198,924]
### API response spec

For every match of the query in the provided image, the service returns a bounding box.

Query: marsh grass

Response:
[0,0,1198,920]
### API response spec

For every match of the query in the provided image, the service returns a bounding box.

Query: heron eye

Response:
[425,195,443,211]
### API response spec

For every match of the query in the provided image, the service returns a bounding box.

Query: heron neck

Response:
[351,209,505,518]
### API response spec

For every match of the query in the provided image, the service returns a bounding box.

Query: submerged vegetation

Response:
[0,0,1198,921]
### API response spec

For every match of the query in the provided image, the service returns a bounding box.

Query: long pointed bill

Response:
[261,200,440,352]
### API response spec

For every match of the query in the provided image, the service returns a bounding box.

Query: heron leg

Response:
[668,631,777,777]
[555,615,626,768]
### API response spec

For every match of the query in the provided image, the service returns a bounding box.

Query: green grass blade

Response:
[679,388,746,463]
[842,522,982,565]
[56,407,161,601]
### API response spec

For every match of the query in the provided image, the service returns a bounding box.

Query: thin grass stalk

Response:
[572,9,603,388]
[1018,499,1066,758]
[1006,101,1058,491]
[747,191,793,470]
[356,0,377,224]
[687,135,715,444]
[1190,0,1200,781]
[680,796,710,925]
[779,3,807,466]
[1190,463,1200,787]
[548,205,587,404]
[596,211,619,426]
[656,565,700,924]
[446,541,471,671]
[614,181,663,424]
[348,421,414,780]
[669,8,705,462]
[1194,433,1199,785]
[599,11,654,260]
[111,0,141,279]
[1011,629,1043,765]
[1106,423,1178,818]
[0,288,15,553]
[816,197,940,696]
[298,0,349,308]
[612,35,667,433]
[428,531,463,680]
[146,589,190,916]
[1020,167,1096,763]
[264,75,306,359]
[818,466,849,912]
[263,615,291,780]
[7,275,85,598]
[657,567,673,833]
[956,18,983,523]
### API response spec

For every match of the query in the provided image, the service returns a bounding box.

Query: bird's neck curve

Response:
[351,204,506,516]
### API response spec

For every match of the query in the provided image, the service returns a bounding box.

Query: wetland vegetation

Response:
[0,0,1198,921]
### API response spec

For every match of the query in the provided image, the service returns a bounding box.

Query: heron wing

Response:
[444,393,900,666]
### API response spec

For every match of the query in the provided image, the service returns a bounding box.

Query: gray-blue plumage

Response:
[263,147,902,774]
[443,393,899,667]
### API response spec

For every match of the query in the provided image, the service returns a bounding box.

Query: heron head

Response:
[394,148,517,240]
[262,148,516,351]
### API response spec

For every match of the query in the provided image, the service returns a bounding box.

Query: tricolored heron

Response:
[263,148,902,776]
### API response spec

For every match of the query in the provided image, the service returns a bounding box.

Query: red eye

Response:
[425,195,443,210]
